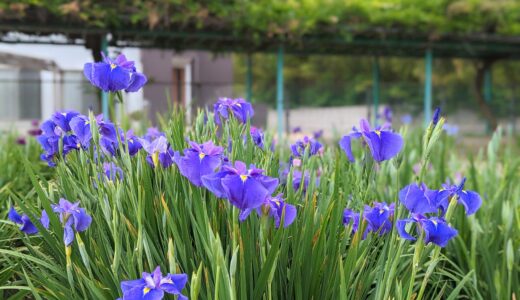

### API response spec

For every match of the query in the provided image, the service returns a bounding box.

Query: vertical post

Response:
[246,53,253,102]
[276,45,284,139]
[101,35,109,118]
[372,56,380,125]
[484,68,492,132]
[424,49,433,127]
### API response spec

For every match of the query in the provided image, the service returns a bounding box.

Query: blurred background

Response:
[1,0,520,147]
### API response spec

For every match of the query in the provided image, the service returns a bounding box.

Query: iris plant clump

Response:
[5,53,497,299]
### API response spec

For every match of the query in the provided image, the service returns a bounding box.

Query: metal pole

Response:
[246,53,253,102]
[484,68,492,103]
[372,56,380,125]
[101,35,109,118]
[424,49,433,127]
[276,45,284,139]
[484,68,492,132]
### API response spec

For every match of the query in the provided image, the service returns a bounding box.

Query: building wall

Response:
[141,49,233,122]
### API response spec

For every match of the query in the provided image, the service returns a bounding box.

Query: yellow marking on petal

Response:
[77,143,81,149]
[379,209,385,214]
[143,287,151,295]
[240,174,248,182]
[85,120,89,125]
[431,219,438,226]
[110,63,117,70]
[375,130,381,137]
[199,152,206,160]
[152,152,159,167]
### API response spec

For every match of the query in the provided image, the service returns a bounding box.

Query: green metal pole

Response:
[372,56,380,125]
[484,68,492,132]
[484,68,492,103]
[276,45,284,139]
[101,35,109,118]
[424,49,433,127]
[246,53,253,102]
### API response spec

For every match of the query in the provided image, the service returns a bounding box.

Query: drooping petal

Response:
[69,115,92,148]
[63,223,75,246]
[339,135,356,162]
[422,218,458,248]
[396,218,417,241]
[342,208,360,233]
[238,208,254,222]
[89,62,111,92]
[120,279,146,294]
[161,273,188,295]
[126,72,147,92]
[73,208,92,232]
[457,190,482,215]
[379,131,403,161]
[201,171,228,198]
[363,131,383,162]
[275,202,297,228]
[40,210,50,229]
[19,215,39,234]
[8,206,22,224]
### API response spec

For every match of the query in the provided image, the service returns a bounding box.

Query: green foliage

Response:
[1,0,520,36]
[0,107,518,299]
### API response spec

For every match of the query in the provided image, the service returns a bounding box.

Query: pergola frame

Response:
[1,23,518,135]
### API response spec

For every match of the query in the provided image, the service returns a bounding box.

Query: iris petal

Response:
[396,218,417,241]
[457,190,482,215]
[379,131,403,161]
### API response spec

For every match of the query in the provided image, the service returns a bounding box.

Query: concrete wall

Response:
[141,49,233,122]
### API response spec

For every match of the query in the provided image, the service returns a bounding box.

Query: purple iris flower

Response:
[432,107,441,125]
[383,106,392,123]
[292,126,302,133]
[264,195,297,227]
[250,126,265,149]
[201,161,278,217]
[124,130,143,156]
[37,121,61,166]
[8,207,48,234]
[342,209,360,233]
[290,136,323,159]
[16,137,26,145]
[397,214,458,248]
[143,127,165,142]
[399,183,450,215]
[439,178,482,215]
[103,162,124,181]
[363,202,395,235]
[119,266,188,300]
[84,54,147,93]
[28,120,42,136]
[443,124,459,136]
[51,110,80,132]
[62,134,83,154]
[140,136,174,168]
[213,97,254,125]
[239,194,297,227]
[313,130,323,139]
[339,119,403,163]
[70,115,92,149]
[401,114,412,125]
[174,140,223,186]
[47,199,92,246]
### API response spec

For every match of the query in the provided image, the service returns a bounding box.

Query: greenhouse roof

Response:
[1,23,520,60]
